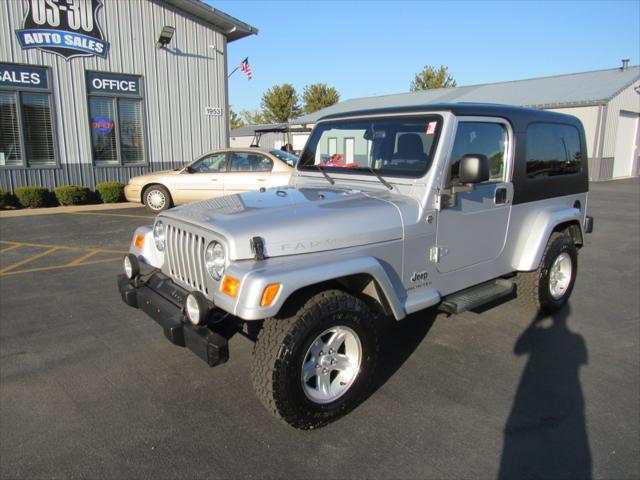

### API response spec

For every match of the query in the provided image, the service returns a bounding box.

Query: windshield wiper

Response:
[362,167,393,190]
[314,164,335,185]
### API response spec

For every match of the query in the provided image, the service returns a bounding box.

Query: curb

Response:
[0,202,144,218]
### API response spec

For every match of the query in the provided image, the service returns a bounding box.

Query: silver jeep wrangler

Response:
[118,103,594,429]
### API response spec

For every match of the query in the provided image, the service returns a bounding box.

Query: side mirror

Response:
[184,165,194,174]
[459,154,490,184]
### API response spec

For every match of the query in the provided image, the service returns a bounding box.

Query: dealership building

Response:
[0,0,256,192]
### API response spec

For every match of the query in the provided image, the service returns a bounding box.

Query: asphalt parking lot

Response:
[1,179,639,479]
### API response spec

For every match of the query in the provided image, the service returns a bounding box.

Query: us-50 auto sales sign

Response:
[16,0,110,60]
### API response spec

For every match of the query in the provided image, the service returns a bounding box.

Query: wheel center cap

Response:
[319,355,332,368]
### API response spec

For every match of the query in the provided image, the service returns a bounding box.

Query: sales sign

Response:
[0,63,49,90]
[15,0,110,60]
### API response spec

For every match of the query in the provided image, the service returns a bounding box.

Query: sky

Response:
[210,0,640,114]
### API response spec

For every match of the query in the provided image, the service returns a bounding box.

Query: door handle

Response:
[494,187,507,205]
[210,178,219,182]
[257,178,267,182]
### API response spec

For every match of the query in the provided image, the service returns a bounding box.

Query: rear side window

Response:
[230,152,273,172]
[526,123,582,178]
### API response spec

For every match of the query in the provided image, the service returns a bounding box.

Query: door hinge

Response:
[430,246,449,263]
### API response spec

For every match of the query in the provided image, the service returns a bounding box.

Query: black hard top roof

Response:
[317,102,583,131]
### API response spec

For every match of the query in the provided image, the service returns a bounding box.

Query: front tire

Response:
[143,184,172,213]
[251,290,379,429]
[516,231,578,313]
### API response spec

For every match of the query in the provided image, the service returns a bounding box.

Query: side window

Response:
[230,152,273,172]
[526,123,582,178]
[449,122,507,185]
[191,152,227,173]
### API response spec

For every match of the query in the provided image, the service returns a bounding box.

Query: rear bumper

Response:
[117,273,229,367]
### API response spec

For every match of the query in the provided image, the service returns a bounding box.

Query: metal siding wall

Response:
[602,84,640,159]
[0,0,228,191]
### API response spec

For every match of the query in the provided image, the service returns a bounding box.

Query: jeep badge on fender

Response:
[118,103,593,429]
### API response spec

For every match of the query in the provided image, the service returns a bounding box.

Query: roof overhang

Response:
[161,0,258,42]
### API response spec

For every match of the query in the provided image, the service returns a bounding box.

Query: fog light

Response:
[123,254,139,279]
[185,292,208,325]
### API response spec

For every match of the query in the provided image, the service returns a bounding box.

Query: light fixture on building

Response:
[156,26,175,48]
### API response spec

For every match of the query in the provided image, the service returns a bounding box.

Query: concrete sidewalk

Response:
[0,202,142,218]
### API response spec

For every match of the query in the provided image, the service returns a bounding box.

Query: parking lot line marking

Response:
[66,250,99,266]
[0,247,60,274]
[0,257,122,277]
[69,211,154,220]
[0,240,126,254]
[0,243,20,253]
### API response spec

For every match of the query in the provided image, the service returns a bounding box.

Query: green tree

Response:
[261,84,300,123]
[229,108,244,129]
[240,109,269,125]
[302,83,340,114]
[410,65,457,91]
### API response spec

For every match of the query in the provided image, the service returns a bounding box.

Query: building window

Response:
[86,72,145,166]
[527,123,582,178]
[0,63,56,168]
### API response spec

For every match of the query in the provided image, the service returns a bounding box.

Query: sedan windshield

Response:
[298,116,442,178]
[269,149,299,167]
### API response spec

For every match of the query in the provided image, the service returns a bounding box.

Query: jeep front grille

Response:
[165,225,209,294]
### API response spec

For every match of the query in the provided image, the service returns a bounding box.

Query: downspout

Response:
[596,103,609,180]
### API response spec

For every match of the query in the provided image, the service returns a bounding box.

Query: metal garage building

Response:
[270,63,639,181]
[230,123,311,153]
[0,0,256,191]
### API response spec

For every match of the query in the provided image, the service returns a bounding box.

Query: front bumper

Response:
[124,184,141,203]
[118,273,230,367]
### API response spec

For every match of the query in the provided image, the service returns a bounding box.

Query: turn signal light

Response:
[260,284,281,307]
[134,235,144,249]
[221,276,240,297]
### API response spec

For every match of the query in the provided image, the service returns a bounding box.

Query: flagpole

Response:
[228,65,240,79]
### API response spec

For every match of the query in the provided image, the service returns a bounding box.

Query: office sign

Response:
[0,63,49,90]
[86,72,140,96]
[16,0,110,60]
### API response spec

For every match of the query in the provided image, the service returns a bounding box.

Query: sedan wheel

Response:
[144,185,172,212]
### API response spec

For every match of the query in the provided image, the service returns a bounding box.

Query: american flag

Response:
[240,57,252,80]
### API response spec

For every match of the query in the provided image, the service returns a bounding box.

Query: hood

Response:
[130,169,181,184]
[160,187,411,260]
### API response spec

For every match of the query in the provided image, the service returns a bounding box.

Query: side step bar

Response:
[439,279,515,314]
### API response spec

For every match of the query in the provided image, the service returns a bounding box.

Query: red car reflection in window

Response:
[320,154,361,168]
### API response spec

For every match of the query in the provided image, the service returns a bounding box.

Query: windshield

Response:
[298,115,442,178]
[269,149,299,166]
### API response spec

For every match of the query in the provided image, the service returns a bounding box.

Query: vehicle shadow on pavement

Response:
[498,304,592,479]
[367,310,438,395]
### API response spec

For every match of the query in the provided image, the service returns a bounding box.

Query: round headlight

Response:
[185,292,207,325]
[123,254,139,280]
[205,241,225,280]
[153,221,165,252]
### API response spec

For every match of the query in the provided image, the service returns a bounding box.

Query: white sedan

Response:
[125,148,297,212]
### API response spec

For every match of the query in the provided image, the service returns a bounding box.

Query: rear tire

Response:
[143,185,172,213]
[250,290,379,429]
[516,231,578,313]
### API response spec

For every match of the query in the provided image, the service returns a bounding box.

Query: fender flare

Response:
[513,207,584,272]
[229,255,407,321]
